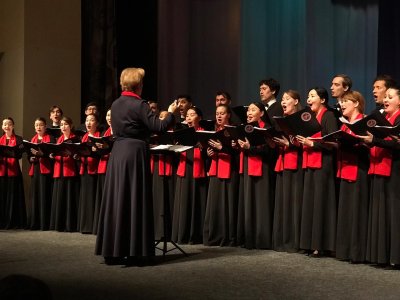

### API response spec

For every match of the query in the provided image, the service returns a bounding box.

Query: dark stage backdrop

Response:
[82,0,400,121]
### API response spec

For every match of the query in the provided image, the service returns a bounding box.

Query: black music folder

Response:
[309,130,361,145]
[199,119,216,131]
[0,144,24,158]
[224,124,269,146]
[273,107,321,137]
[23,141,93,157]
[46,127,62,138]
[194,129,232,147]
[370,123,400,137]
[73,129,87,137]
[231,106,248,124]
[23,141,70,157]
[339,111,392,138]
[23,140,44,155]
[150,127,197,146]
[88,135,115,155]
[64,142,93,157]
[88,135,115,146]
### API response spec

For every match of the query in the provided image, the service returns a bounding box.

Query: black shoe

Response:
[104,256,126,265]
[384,264,400,270]
[126,256,156,267]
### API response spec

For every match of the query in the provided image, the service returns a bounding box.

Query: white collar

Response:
[265,99,276,108]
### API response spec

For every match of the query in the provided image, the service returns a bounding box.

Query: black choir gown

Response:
[95,94,174,259]
[29,159,54,230]
[336,143,369,262]
[273,146,304,252]
[93,172,105,234]
[93,127,112,235]
[171,147,208,244]
[366,115,400,265]
[50,160,80,232]
[0,135,26,229]
[299,110,338,254]
[237,144,276,249]
[78,169,98,234]
[203,149,240,247]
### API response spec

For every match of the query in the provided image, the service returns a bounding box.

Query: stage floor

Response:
[1,230,400,299]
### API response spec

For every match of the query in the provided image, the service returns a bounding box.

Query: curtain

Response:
[239,0,378,112]
[81,0,117,122]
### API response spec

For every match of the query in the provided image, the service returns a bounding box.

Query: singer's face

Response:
[35,120,46,135]
[339,98,359,118]
[247,104,263,123]
[186,108,200,128]
[60,120,71,136]
[373,80,387,104]
[259,84,274,102]
[85,105,98,116]
[330,77,346,98]
[106,110,111,126]
[215,106,230,126]
[307,90,325,113]
[215,95,230,107]
[178,98,192,117]
[2,119,14,134]
[383,88,400,116]
[281,93,298,116]
[85,115,98,133]
[50,108,62,124]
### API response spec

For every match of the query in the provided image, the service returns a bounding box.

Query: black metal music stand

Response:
[152,149,188,257]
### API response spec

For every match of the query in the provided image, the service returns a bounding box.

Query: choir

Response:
[2,75,400,268]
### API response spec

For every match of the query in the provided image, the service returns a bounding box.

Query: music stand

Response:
[152,149,188,257]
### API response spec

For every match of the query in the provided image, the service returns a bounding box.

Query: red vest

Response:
[302,107,327,169]
[368,110,400,176]
[177,127,206,178]
[336,113,363,181]
[239,120,265,176]
[80,131,100,175]
[29,134,52,176]
[208,127,231,178]
[97,127,112,174]
[53,134,79,178]
[151,154,173,176]
[0,134,20,177]
[274,145,299,172]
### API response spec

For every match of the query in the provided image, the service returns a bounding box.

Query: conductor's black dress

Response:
[95,91,174,259]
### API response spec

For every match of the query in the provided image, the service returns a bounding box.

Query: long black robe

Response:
[273,146,304,252]
[237,144,275,249]
[300,110,338,253]
[366,115,400,265]
[336,143,369,262]
[171,148,208,244]
[29,163,53,230]
[0,135,26,229]
[95,94,174,258]
[203,149,240,247]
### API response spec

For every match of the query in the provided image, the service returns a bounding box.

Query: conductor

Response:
[95,67,177,265]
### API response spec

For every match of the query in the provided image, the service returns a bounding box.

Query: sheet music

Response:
[151,144,193,152]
